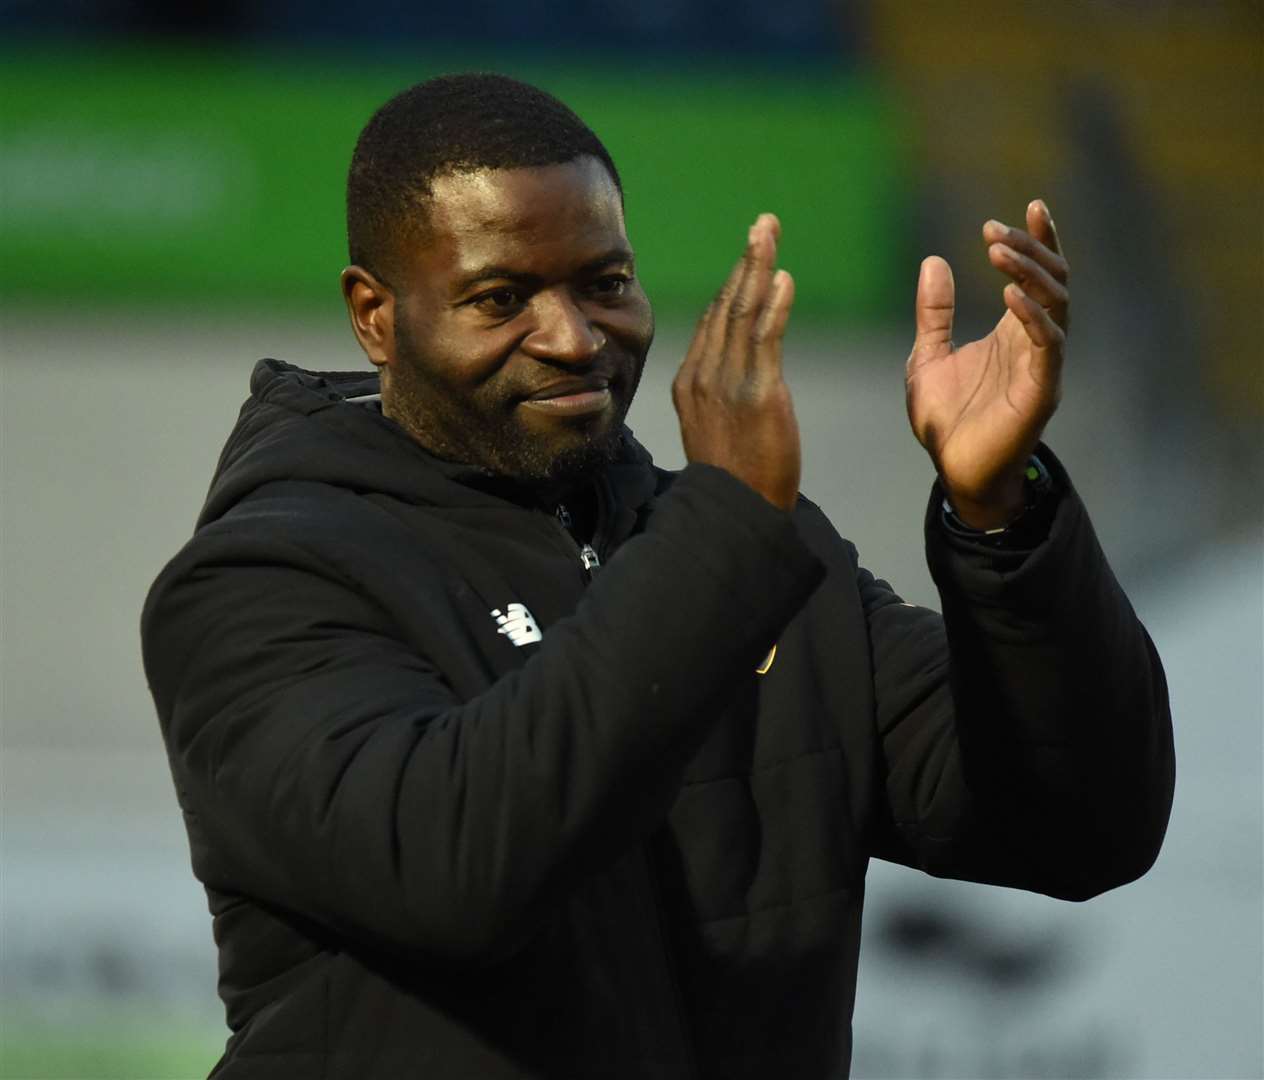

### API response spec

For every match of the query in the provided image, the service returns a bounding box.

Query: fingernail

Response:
[985,219,1005,233]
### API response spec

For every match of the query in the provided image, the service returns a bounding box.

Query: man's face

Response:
[381,156,654,488]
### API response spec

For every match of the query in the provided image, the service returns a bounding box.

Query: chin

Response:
[498,419,623,489]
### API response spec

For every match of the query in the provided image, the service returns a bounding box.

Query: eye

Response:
[473,287,526,315]
[589,274,630,300]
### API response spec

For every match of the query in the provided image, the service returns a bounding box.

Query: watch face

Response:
[1025,453,1055,497]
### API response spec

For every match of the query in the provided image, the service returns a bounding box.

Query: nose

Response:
[520,290,605,366]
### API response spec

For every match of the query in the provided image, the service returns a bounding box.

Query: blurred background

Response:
[1,2,1261,1077]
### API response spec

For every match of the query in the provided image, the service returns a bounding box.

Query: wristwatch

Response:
[940,455,1058,549]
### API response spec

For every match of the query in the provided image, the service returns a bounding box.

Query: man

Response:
[142,73,1174,1078]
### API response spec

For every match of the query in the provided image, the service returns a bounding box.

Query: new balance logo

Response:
[491,603,542,647]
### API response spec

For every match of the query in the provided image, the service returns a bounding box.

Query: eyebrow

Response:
[455,249,635,293]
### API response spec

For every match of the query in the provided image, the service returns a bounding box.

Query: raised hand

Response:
[906,200,1069,530]
[673,214,800,511]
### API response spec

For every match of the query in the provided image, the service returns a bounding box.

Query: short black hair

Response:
[347,72,622,284]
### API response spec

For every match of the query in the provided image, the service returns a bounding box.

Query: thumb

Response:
[913,255,955,352]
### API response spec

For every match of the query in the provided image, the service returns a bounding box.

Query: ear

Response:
[341,265,396,368]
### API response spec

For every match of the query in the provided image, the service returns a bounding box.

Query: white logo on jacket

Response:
[491,603,542,646]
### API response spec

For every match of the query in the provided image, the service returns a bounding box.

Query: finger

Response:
[734,214,779,319]
[752,269,795,377]
[1003,282,1065,357]
[677,292,716,391]
[695,218,767,383]
[1026,198,1062,257]
[709,236,755,331]
[988,242,1069,327]
[912,255,954,353]
[982,216,1068,285]
[724,213,780,371]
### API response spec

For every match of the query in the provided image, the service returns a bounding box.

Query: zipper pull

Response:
[557,503,600,575]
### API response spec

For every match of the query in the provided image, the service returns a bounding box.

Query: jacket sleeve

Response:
[863,450,1175,900]
[142,465,825,963]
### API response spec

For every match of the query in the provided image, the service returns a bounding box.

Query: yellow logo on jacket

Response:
[756,644,777,676]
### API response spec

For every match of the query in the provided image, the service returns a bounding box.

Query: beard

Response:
[385,321,635,491]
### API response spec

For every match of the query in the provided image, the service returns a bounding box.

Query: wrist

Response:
[942,472,1026,531]
[941,455,1058,547]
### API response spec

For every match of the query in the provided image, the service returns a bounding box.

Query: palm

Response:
[904,204,1068,523]
[907,308,1056,502]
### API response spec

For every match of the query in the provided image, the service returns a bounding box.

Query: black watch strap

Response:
[940,455,1059,549]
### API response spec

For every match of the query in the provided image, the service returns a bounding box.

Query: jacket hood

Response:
[198,359,657,530]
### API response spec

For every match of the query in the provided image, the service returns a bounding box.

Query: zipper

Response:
[557,488,694,1070]
[555,503,601,578]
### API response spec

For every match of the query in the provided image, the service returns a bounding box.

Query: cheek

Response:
[609,291,655,352]
[416,323,516,391]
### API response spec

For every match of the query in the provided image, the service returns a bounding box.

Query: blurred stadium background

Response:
[1,2,1261,1077]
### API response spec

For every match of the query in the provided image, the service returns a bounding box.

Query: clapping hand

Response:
[906,200,1069,529]
[674,214,800,512]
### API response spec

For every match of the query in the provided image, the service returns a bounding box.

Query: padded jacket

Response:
[141,359,1174,1079]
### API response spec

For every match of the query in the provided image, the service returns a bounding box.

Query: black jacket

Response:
[141,359,1174,1079]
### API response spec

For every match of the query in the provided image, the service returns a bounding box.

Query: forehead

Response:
[410,157,628,280]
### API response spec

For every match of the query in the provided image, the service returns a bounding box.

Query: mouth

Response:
[519,376,614,418]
